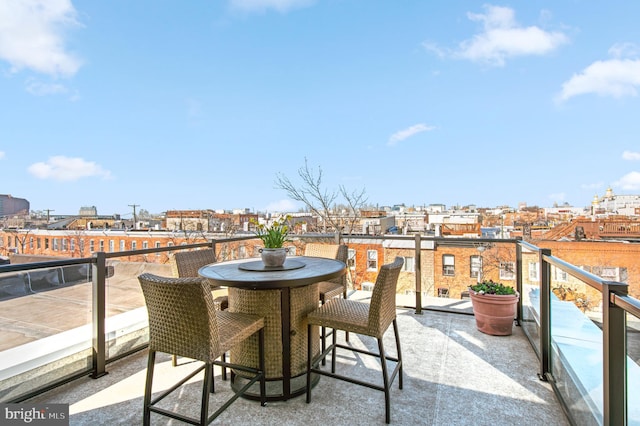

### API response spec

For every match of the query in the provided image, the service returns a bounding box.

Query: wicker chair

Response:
[170,249,230,369]
[303,243,350,363]
[170,249,229,310]
[138,273,266,426]
[305,257,404,424]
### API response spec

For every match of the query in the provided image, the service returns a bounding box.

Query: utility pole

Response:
[128,204,139,230]
[45,209,55,223]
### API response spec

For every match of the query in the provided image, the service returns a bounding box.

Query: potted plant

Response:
[252,216,291,267]
[468,279,519,336]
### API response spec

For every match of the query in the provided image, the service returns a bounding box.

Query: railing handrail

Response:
[2,232,640,425]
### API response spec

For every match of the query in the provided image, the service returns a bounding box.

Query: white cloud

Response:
[388,124,435,146]
[614,171,640,191]
[608,42,640,59]
[263,199,299,213]
[623,151,640,161]
[429,5,568,66]
[27,156,112,181]
[0,0,83,77]
[0,151,5,159]
[229,0,314,13]
[557,59,640,101]
[25,79,69,96]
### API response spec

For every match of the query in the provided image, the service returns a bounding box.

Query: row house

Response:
[2,229,638,303]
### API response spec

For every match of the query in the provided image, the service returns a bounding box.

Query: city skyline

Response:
[2,1,640,217]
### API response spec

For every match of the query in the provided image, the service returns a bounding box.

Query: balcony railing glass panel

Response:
[628,311,640,424]
[0,264,93,402]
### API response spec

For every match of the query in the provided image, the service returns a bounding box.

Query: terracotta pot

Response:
[469,291,519,336]
[259,247,287,268]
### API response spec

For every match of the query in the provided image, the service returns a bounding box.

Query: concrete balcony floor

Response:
[28,294,568,425]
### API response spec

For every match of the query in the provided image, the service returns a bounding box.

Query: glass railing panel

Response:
[105,260,171,360]
[521,250,541,356]
[549,291,603,426]
[628,311,640,425]
[0,263,93,402]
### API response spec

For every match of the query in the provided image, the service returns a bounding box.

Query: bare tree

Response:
[275,158,367,233]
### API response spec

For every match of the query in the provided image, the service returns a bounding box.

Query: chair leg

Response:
[143,350,156,426]
[393,319,403,389]
[331,325,337,374]
[321,326,327,366]
[221,352,227,380]
[377,338,391,424]
[258,328,266,406]
[343,290,350,342]
[172,354,177,367]
[306,323,313,403]
[201,364,213,425]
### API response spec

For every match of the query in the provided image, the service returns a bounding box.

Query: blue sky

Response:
[2,1,640,217]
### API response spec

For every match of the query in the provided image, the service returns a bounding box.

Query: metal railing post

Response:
[515,238,523,326]
[91,251,107,378]
[539,248,551,381]
[602,281,627,426]
[414,234,422,315]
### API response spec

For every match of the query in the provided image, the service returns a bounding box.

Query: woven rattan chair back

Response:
[367,256,404,337]
[139,273,223,360]
[304,243,339,259]
[170,248,217,279]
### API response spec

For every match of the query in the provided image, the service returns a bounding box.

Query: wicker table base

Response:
[228,283,320,400]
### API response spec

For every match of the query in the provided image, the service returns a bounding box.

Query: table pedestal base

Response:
[231,371,320,401]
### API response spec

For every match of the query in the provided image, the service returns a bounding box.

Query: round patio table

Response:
[199,255,346,401]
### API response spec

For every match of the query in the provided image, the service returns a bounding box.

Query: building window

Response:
[99,240,104,251]
[347,249,356,270]
[119,240,125,251]
[499,262,515,280]
[470,255,482,279]
[109,240,114,252]
[37,238,41,249]
[45,238,49,249]
[79,240,84,253]
[442,254,455,276]
[155,241,161,256]
[29,237,34,250]
[367,250,378,270]
[402,256,415,272]
[62,239,68,252]
[131,241,137,250]
[53,238,59,251]
[553,266,568,282]
[594,266,628,283]
[529,262,539,281]
[143,241,148,249]
[89,240,95,252]
[70,239,75,252]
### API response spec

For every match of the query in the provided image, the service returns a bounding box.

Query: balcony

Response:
[1,235,638,424]
[21,291,567,425]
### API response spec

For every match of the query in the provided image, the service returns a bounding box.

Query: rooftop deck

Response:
[27,293,568,425]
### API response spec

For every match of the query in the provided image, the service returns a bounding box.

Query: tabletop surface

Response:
[198,256,346,289]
